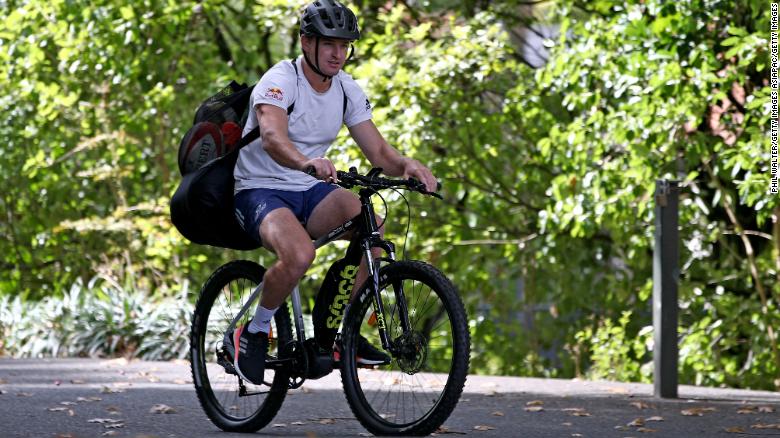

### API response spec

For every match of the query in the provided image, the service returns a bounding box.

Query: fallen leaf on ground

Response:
[0,378,8,384]
[60,401,77,406]
[173,379,188,385]
[149,404,176,414]
[318,418,336,425]
[681,407,716,416]
[637,427,658,433]
[630,401,651,409]
[524,406,544,412]
[105,406,121,414]
[725,426,745,433]
[751,423,780,429]
[48,407,69,412]
[646,416,664,422]
[87,418,123,424]
[104,423,124,429]
[77,397,102,403]
[562,422,572,426]
[383,377,401,385]
[491,411,504,416]
[563,408,591,417]
[101,432,119,437]
[758,406,775,413]
[571,434,583,437]
[473,425,495,431]
[100,386,124,394]
[70,379,85,384]
[16,392,33,397]
[526,400,545,406]
[628,418,645,427]
[271,423,286,427]
[291,421,306,425]
[432,425,467,435]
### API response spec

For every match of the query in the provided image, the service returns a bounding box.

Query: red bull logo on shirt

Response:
[264,87,284,101]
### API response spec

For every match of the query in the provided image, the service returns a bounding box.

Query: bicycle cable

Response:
[372,186,388,231]
[389,187,411,260]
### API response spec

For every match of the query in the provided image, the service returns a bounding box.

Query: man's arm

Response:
[348,120,437,191]
[258,104,337,179]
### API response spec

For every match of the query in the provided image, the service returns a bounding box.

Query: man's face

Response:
[303,36,351,76]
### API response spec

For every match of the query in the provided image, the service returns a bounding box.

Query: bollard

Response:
[653,179,679,398]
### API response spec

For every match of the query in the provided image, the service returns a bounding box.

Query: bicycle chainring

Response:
[279,340,308,389]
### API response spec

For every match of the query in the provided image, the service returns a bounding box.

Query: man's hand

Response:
[402,158,437,192]
[303,157,338,182]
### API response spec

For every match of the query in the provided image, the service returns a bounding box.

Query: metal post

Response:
[653,179,679,398]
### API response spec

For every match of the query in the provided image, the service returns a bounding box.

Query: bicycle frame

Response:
[225,185,406,356]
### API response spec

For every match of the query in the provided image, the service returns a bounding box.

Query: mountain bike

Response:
[189,167,470,436]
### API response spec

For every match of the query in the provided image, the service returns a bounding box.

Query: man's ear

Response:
[300,35,312,53]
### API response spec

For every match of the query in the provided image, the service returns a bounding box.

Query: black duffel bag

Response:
[169,80,263,251]
[169,74,297,250]
[170,147,260,250]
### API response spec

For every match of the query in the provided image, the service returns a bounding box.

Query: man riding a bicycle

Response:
[229,0,437,385]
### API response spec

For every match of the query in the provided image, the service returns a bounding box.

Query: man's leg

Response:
[306,188,391,365]
[233,207,315,385]
[259,208,317,309]
[305,188,384,299]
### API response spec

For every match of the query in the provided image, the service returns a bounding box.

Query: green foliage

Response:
[0,275,191,360]
[574,311,653,382]
[1,0,778,390]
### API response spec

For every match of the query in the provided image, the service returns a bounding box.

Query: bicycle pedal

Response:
[217,357,238,375]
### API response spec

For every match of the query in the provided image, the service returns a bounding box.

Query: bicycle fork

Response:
[362,239,412,356]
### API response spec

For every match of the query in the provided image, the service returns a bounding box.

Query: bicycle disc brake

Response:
[394,331,428,374]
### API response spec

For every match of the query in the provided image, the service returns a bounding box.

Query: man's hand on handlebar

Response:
[302,157,338,182]
[401,158,437,193]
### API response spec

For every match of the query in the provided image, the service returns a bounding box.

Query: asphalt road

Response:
[1,358,779,438]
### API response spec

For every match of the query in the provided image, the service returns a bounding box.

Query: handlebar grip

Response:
[304,166,316,176]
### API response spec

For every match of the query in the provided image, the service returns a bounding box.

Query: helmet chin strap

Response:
[303,37,332,82]
[302,36,355,83]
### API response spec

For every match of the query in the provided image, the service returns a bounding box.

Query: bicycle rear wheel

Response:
[190,260,292,432]
[340,260,470,436]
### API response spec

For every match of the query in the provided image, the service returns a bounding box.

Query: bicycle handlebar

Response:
[306,166,442,198]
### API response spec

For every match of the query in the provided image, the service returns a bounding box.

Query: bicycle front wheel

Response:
[190,260,292,433]
[340,260,470,436]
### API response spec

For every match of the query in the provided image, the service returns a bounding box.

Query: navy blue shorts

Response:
[234,183,338,245]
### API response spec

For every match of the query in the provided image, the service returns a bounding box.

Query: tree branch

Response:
[702,158,780,375]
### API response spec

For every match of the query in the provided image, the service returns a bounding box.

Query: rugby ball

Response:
[178,121,224,176]
[221,121,242,151]
[194,101,239,125]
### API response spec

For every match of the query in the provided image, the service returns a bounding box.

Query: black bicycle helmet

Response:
[300,0,360,41]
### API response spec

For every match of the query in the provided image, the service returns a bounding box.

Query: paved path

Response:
[1,358,779,437]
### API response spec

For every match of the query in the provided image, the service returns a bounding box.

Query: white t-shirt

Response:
[234,56,373,192]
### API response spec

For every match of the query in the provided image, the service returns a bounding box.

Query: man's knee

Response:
[280,242,315,277]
